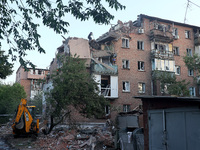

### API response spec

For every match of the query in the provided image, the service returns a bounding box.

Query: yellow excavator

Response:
[12,99,39,137]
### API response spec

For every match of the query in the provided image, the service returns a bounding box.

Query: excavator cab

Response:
[12,99,39,137]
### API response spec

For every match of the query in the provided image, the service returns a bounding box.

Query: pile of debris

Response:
[36,125,115,150]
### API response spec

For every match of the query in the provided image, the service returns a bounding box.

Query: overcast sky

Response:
[2,0,200,84]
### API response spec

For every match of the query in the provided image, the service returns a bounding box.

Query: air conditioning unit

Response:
[138,28,144,34]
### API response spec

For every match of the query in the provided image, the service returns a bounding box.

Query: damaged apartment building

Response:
[16,66,49,100]
[46,14,200,122]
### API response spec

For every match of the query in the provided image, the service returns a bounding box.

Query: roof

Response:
[135,95,200,102]
[139,14,200,29]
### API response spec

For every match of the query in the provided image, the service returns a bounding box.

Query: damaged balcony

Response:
[150,29,174,43]
[91,60,118,75]
[151,49,174,60]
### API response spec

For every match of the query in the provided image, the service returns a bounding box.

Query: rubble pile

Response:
[36,126,115,150]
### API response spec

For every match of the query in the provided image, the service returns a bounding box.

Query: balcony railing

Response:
[150,29,174,43]
[101,84,111,97]
[151,49,174,60]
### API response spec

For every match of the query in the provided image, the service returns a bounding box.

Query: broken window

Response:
[122,81,130,92]
[122,38,129,48]
[173,47,179,55]
[188,69,194,76]
[101,75,110,96]
[122,60,130,69]
[185,30,191,39]
[137,41,144,50]
[155,43,167,51]
[123,104,130,112]
[187,48,192,56]
[189,87,196,96]
[138,82,145,93]
[175,65,181,75]
[138,61,144,71]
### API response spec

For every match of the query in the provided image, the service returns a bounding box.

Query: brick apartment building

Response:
[46,14,200,122]
[16,66,49,100]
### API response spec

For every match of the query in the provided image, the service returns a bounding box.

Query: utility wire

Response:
[184,0,200,23]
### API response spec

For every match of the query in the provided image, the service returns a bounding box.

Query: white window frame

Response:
[173,46,179,55]
[123,104,130,112]
[138,61,145,71]
[122,81,130,92]
[185,30,191,39]
[138,82,145,93]
[187,48,192,56]
[188,69,194,76]
[122,38,129,48]
[137,41,144,50]
[122,59,130,69]
[189,87,196,96]
[175,65,181,75]
[173,28,178,36]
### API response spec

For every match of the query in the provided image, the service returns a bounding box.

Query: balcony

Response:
[152,70,175,79]
[91,62,118,75]
[151,49,174,60]
[150,29,174,43]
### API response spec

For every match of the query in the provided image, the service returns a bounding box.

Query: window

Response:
[122,38,129,48]
[189,87,196,96]
[138,82,145,93]
[122,60,130,69]
[105,106,110,116]
[122,81,130,92]
[175,66,181,75]
[187,48,192,56]
[185,30,191,39]
[137,41,144,50]
[173,28,178,36]
[138,61,144,71]
[173,47,179,55]
[188,69,194,76]
[123,104,130,112]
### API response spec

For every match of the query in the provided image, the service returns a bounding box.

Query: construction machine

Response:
[12,99,39,137]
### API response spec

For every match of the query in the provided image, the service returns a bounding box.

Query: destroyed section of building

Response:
[16,66,49,100]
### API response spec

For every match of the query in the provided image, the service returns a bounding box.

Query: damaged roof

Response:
[92,50,112,58]
[96,31,119,43]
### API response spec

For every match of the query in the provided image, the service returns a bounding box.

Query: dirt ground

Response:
[0,121,115,150]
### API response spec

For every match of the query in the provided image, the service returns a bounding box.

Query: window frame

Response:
[175,65,181,75]
[122,38,129,48]
[185,30,191,39]
[138,61,145,71]
[123,104,130,112]
[122,81,130,92]
[186,48,193,56]
[138,82,145,93]
[122,59,130,69]
[173,46,179,56]
[189,87,196,96]
[188,69,194,76]
[137,41,144,50]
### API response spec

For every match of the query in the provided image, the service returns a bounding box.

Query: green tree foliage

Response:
[45,55,109,133]
[0,82,27,114]
[153,70,190,96]
[0,51,13,79]
[184,54,200,82]
[1,0,125,70]
[29,93,43,115]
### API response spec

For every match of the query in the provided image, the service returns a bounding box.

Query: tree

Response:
[45,55,109,134]
[0,50,13,79]
[1,0,125,70]
[0,82,26,123]
[153,70,190,96]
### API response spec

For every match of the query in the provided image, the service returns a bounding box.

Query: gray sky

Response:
[2,0,200,84]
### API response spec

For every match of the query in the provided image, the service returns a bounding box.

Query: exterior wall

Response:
[142,97,200,150]
[20,79,31,99]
